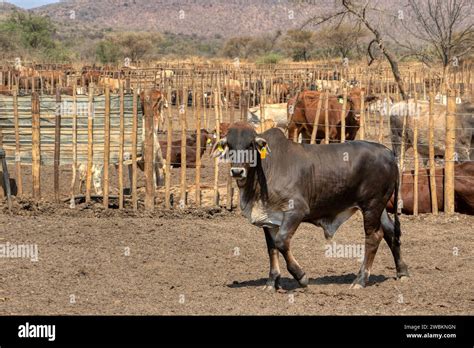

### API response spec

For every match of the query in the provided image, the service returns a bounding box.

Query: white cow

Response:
[247,103,288,129]
[434,93,462,105]
[389,99,473,164]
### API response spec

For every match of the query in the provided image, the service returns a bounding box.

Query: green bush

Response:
[256,53,283,65]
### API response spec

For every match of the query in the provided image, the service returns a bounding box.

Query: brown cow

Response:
[81,69,101,88]
[158,129,213,168]
[288,88,377,143]
[216,120,276,139]
[387,162,474,215]
[273,82,290,103]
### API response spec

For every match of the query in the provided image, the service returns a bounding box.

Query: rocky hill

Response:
[31,0,331,38]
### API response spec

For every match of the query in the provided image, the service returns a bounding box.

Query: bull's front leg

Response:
[263,227,281,291]
[274,212,308,288]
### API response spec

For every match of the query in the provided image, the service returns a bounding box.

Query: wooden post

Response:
[31,92,41,199]
[213,87,220,207]
[226,88,234,210]
[444,90,456,214]
[118,82,124,209]
[131,87,138,211]
[340,88,347,143]
[195,87,202,207]
[85,85,94,203]
[13,91,22,196]
[54,88,61,203]
[324,90,329,144]
[260,78,266,130]
[359,90,365,140]
[398,98,409,214]
[103,86,111,208]
[428,92,438,214]
[413,82,419,216]
[143,90,155,211]
[180,85,187,208]
[165,86,172,209]
[70,84,77,208]
[310,94,322,144]
[201,77,207,131]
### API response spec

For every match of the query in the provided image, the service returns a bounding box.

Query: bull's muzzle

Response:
[230,167,247,178]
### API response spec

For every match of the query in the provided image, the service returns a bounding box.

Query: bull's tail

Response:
[393,167,402,246]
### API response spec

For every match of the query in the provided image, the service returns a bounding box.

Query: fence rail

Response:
[0,61,472,215]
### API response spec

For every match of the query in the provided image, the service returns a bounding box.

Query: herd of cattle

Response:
[131,86,474,217]
[1,64,473,215]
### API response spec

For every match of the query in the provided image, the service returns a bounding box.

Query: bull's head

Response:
[211,122,268,181]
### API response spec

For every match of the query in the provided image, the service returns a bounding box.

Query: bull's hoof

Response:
[262,284,277,292]
[399,275,410,282]
[262,277,280,292]
[298,274,309,288]
[350,283,364,289]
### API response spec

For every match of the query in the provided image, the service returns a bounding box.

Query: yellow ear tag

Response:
[207,138,212,145]
[217,144,224,152]
[260,146,267,159]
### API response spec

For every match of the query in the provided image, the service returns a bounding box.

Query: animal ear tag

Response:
[217,144,224,152]
[338,97,344,104]
[207,138,212,145]
[259,146,267,159]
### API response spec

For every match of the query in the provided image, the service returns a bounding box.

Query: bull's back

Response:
[262,129,398,212]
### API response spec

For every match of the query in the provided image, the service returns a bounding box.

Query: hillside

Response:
[0,2,25,19]
[32,0,331,38]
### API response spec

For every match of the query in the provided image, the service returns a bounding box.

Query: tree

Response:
[302,1,409,99]
[0,12,70,61]
[113,32,159,62]
[95,32,161,64]
[96,40,120,64]
[280,30,314,61]
[221,36,253,58]
[389,0,473,85]
[1,12,56,50]
[319,24,369,59]
[221,35,275,59]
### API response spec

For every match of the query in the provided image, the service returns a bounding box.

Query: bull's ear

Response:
[254,137,267,150]
[211,137,227,158]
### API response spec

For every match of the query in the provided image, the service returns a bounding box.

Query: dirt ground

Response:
[0,115,472,315]
[0,200,472,315]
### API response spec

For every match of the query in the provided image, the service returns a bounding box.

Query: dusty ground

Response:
[0,202,472,315]
[0,112,472,315]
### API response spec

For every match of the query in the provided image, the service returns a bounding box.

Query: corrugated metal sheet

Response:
[0,94,144,165]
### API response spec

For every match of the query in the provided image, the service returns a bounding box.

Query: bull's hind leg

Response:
[263,227,281,291]
[351,208,384,289]
[380,210,409,280]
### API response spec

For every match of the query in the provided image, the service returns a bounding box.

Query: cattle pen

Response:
[0,61,472,215]
[0,61,473,317]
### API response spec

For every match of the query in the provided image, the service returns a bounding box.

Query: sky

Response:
[4,0,60,9]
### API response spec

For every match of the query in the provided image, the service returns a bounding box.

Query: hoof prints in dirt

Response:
[0,196,234,219]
